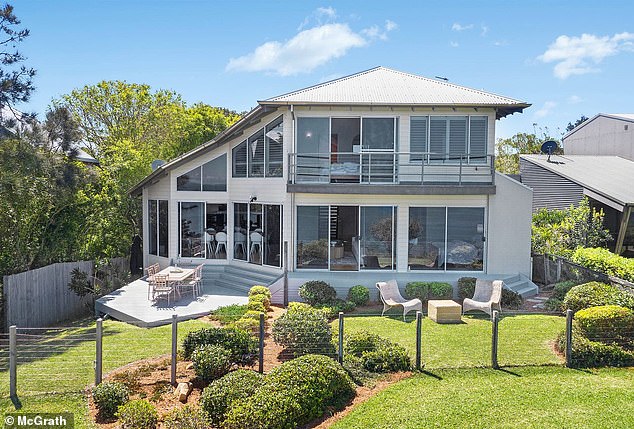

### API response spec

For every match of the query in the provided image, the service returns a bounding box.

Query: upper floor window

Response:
[232,115,284,178]
[177,154,227,191]
[410,116,488,162]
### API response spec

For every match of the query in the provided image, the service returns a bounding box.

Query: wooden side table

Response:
[428,300,462,323]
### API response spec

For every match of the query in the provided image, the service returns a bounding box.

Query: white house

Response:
[130,67,537,302]
[563,113,634,161]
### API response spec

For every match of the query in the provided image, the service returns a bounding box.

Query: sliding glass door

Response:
[179,202,205,258]
[233,202,282,267]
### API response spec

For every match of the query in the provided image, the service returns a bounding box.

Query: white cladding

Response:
[564,114,634,161]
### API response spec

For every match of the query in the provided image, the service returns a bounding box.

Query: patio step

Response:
[503,273,539,298]
[202,264,281,295]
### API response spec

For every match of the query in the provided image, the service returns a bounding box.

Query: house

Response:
[129,67,538,303]
[563,113,634,161]
[520,154,634,256]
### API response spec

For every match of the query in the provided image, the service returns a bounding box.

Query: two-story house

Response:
[130,67,537,303]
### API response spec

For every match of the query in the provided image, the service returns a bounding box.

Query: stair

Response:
[503,273,539,298]
[203,264,281,294]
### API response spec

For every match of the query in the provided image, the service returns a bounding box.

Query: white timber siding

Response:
[486,173,532,277]
[519,158,584,212]
[564,115,634,161]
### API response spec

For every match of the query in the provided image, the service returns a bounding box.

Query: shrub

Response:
[575,305,634,344]
[405,282,429,301]
[571,247,634,282]
[299,280,336,305]
[247,300,267,313]
[116,400,158,429]
[342,355,377,386]
[223,354,355,429]
[249,285,272,300]
[343,330,411,373]
[191,345,232,382]
[501,289,523,309]
[428,282,453,299]
[210,304,248,325]
[182,327,258,365]
[458,277,477,300]
[230,317,260,334]
[317,299,356,319]
[92,381,129,419]
[552,280,579,300]
[272,306,335,357]
[286,301,314,313]
[544,298,563,312]
[248,293,271,311]
[557,327,634,368]
[562,282,634,313]
[163,406,207,429]
[347,285,370,306]
[200,369,264,426]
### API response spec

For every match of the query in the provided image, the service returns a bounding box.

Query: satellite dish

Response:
[540,140,559,162]
[151,160,166,171]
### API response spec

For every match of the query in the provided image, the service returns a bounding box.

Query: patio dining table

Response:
[148,266,195,301]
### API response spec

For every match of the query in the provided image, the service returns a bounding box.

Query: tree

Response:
[565,115,589,133]
[495,127,563,174]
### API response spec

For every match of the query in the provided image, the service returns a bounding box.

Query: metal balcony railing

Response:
[288,152,495,185]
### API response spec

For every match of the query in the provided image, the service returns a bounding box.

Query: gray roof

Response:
[520,154,634,206]
[262,66,530,119]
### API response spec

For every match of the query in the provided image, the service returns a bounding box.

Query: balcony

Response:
[287,152,496,195]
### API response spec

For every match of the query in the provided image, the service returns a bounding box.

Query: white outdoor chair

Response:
[215,232,227,256]
[151,273,176,306]
[234,232,246,258]
[462,279,503,316]
[177,264,203,298]
[376,280,423,321]
[250,231,263,256]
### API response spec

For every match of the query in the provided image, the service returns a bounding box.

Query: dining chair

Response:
[215,232,227,256]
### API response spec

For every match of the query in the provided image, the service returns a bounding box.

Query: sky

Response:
[12,0,634,139]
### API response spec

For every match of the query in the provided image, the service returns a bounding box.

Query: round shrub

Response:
[182,327,258,365]
[405,282,429,301]
[299,280,336,305]
[92,381,129,419]
[428,282,453,299]
[552,280,579,300]
[247,300,267,313]
[575,305,634,343]
[231,317,260,334]
[347,285,370,306]
[317,299,356,319]
[501,289,523,309]
[286,301,314,313]
[458,277,477,300]
[343,330,412,373]
[562,282,634,313]
[272,306,335,357]
[191,345,232,382]
[223,354,355,429]
[116,399,158,429]
[249,285,272,300]
[344,331,388,356]
[200,369,264,426]
[557,327,634,368]
[249,293,271,311]
[163,405,207,429]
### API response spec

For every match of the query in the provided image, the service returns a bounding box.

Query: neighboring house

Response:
[130,66,538,301]
[520,154,634,256]
[563,113,634,161]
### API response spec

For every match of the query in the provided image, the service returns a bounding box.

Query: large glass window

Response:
[148,200,157,255]
[265,116,284,177]
[296,206,329,269]
[248,129,265,177]
[234,203,248,260]
[176,166,202,191]
[408,207,485,271]
[296,117,330,182]
[158,200,168,257]
[360,206,396,270]
[205,204,227,259]
[177,154,227,191]
[264,205,282,267]
[148,200,168,257]
[179,202,204,258]
[232,116,284,179]
[362,118,395,150]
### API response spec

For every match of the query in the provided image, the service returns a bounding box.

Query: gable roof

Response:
[520,154,634,208]
[563,113,634,140]
[262,66,530,119]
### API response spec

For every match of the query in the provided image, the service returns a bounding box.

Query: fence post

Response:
[258,312,265,374]
[556,258,562,282]
[171,314,177,385]
[338,312,344,364]
[283,241,289,307]
[491,310,499,369]
[415,311,422,371]
[566,309,573,368]
[95,318,102,386]
[9,325,16,398]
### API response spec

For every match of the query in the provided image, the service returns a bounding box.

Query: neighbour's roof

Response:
[520,154,634,207]
[262,66,530,119]
[563,113,634,140]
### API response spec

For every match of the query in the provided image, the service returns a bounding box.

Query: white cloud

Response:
[480,25,489,36]
[494,40,509,47]
[316,6,336,19]
[534,101,557,118]
[386,20,398,31]
[226,23,367,76]
[451,22,473,32]
[450,41,459,48]
[362,20,398,41]
[568,95,583,104]
[538,32,634,79]
[298,6,338,31]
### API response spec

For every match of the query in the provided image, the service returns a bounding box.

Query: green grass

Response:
[0,318,211,428]
[335,314,565,368]
[332,366,634,429]
[209,304,249,324]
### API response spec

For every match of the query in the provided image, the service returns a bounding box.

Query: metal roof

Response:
[520,154,634,207]
[262,66,530,118]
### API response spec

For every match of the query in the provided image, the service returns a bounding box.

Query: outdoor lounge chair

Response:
[462,279,503,316]
[376,280,423,320]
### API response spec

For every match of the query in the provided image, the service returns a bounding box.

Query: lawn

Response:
[332,366,634,429]
[336,313,565,368]
[0,318,210,428]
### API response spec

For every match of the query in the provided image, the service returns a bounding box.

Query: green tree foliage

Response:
[532,197,612,256]
[495,130,562,174]
[565,115,589,133]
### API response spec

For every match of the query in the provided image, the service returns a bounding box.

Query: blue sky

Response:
[14,0,634,139]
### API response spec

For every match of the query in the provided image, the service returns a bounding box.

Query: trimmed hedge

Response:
[405,281,452,302]
[210,304,249,325]
[557,326,634,368]
[458,277,477,300]
[562,282,634,313]
[200,369,264,426]
[191,344,232,382]
[502,289,523,309]
[222,354,355,429]
[347,285,370,306]
[299,280,337,305]
[343,330,411,373]
[316,299,356,319]
[182,327,258,365]
[162,405,207,429]
[571,247,634,282]
[249,293,271,311]
[116,399,158,429]
[249,285,272,300]
[272,305,335,357]
[92,381,129,419]
[575,305,634,344]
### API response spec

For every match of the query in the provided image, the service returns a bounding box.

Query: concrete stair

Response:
[201,264,281,294]
[502,273,539,298]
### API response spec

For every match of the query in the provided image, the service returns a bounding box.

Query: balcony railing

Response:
[288,152,495,186]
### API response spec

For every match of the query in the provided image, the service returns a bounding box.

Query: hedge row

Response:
[571,247,634,282]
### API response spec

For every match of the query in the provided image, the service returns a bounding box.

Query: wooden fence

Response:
[2,257,129,329]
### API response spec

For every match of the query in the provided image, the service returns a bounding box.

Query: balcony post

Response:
[459,155,463,185]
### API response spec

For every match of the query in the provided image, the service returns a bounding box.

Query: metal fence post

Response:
[95,318,103,386]
[566,309,573,368]
[170,314,178,385]
[491,310,499,369]
[283,241,289,307]
[338,312,344,364]
[258,312,265,374]
[415,311,422,371]
[9,325,16,398]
